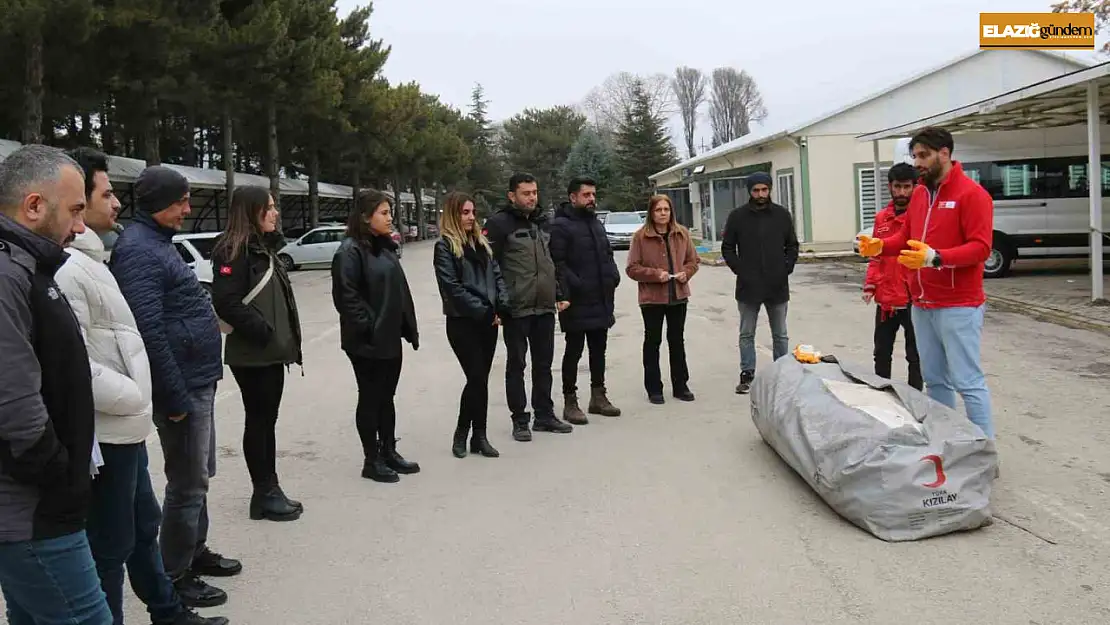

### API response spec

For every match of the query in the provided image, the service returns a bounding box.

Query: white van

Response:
[962,154,1110,278]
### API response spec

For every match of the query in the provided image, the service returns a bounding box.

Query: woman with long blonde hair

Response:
[433,191,510,458]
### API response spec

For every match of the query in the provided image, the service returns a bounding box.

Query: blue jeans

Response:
[153,384,217,580]
[0,531,113,625]
[87,443,182,625]
[738,301,789,373]
[911,305,994,439]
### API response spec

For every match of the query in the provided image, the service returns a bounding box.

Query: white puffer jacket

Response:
[55,229,153,444]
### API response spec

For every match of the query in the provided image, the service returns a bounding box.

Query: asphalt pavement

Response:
[58,242,1110,623]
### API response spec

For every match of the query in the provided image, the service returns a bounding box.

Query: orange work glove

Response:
[897,240,937,270]
[793,344,822,364]
[856,234,883,257]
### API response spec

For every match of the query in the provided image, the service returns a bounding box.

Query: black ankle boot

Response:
[249,485,302,521]
[270,476,302,511]
[469,429,499,458]
[361,456,399,483]
[452,426,469,458]
[382,443,420,474]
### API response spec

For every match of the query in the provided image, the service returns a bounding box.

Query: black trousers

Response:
[446,317,498,432]
[873,306,923,391]
[502,313,556,420]
[231,364,285,488]
[641,303,690,395]
[562,328,608,394]
[347,354,403,457]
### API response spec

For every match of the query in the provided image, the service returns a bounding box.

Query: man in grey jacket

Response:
[0,144,113,624]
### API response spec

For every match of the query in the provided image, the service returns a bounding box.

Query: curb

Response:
[983,295,1110,336]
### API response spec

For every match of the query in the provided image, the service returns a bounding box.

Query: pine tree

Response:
[614,79,677,211]
[464,82,503,213]
[561,127,615,208]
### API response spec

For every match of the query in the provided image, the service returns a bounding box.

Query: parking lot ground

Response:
[985,258,1110,333]
[26,242,1109,624]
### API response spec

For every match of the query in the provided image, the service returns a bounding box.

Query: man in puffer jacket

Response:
[110,166,241,609]
[57,149,228,625]
[862,163,923,391]
[548,176,622,423]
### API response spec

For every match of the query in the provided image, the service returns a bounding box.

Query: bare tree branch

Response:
[582,71,675,133]
[1051,0,1110,54]
[671,66,707,158]
[708,68,767,148]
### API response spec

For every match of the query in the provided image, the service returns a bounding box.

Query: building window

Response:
[776,170,795,220]
[857,166,891,231]
[963,156,1110,200]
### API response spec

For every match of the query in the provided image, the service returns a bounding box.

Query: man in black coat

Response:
[720,171,800,394]
[548,176,622,423]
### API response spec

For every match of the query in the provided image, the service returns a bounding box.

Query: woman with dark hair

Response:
[331,190,420,483]
[211,186,304,522]
[433,191,510,459]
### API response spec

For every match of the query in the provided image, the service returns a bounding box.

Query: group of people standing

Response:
[0,145,244,625]
[333,172,706,478]
[0,123,996,625]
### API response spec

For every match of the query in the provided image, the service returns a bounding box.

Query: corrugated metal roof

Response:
[0,140,355,200]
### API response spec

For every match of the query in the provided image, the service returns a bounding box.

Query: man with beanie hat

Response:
[111,166,242,609]
[721,171,800,394]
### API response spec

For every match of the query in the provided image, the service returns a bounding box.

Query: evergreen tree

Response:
[613,79,678,211]
[500,105,585,210]
[464,82,503,214]
[561,126,615,209]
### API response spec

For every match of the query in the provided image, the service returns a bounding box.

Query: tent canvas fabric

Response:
[750,356,997,542]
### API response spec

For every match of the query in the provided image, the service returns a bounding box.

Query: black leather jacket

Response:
[433,237,511,322]
[331,235,418,359]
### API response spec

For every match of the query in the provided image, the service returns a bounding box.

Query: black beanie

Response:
[135,166,189,214]
[745,172,773,191]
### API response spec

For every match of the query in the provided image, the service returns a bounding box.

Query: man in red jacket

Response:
[857,126,994,439]
[862,163,923,391]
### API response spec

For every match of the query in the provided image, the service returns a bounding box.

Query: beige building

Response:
[650,49,1090,252]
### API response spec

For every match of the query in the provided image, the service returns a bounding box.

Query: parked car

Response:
[277,224,403,271]
[284,221,344,244]
[173,232,221,292]
[603,211,646,250]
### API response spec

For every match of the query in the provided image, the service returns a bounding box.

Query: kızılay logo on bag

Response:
[921,454,946,488]
[920,455,959,508]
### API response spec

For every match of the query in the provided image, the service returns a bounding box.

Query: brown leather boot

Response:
[563,392,588,425]
[588,386,621,417]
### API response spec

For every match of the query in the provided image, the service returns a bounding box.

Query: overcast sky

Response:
[338,0,1102,156]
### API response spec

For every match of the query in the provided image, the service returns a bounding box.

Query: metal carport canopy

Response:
[857,60,1110,303]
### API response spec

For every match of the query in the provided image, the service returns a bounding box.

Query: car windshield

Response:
[605,213,643,225]
[188,237,218,260]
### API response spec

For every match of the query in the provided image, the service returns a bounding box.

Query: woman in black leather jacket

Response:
[433,191,511,459]
[331,190,420,484]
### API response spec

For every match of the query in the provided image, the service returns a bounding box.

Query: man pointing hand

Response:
[855,126,996,442]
